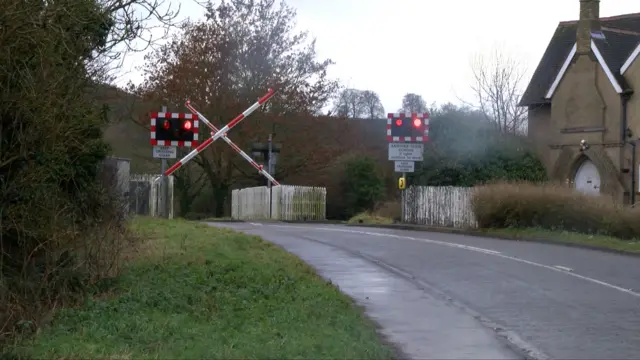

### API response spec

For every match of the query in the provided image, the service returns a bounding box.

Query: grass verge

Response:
[482,227,640,254]
[9,217,395,359]
[347,214,640,255]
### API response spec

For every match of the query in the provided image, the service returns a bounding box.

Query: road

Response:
[208,222,640,360]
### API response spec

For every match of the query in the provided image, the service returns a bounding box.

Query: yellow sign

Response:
[398,176,406,190]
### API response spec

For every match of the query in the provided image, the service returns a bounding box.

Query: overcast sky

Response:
[115,0,639,113]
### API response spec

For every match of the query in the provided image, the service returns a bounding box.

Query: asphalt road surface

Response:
[209,222,640,360]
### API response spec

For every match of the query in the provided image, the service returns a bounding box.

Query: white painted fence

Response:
[403,186,477,228]
[232,185,326,221]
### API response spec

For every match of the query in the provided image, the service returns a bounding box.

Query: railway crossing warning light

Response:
[151,112,199,146]
[388,113,429,142]
[398,176,406,190]
[157,118,194,141]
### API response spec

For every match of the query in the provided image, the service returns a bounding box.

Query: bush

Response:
[0,0,134,343]
[411,104,547,186]
[472,182,640,239]
[342,157,385,218]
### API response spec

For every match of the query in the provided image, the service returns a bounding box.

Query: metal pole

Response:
[631,140,637,207]
[267,133,273,187]
[161,105,168,218]
[401,172,406,223]
[268,129,274,219]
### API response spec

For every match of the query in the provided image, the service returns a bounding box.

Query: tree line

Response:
[328,54,528,136]
[330,90,431,119]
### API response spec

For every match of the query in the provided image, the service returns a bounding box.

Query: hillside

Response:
[90,84,161,174]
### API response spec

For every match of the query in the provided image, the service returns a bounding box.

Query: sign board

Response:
[153,145,177,159]
[394,161,415,173]
[388,143,424,161]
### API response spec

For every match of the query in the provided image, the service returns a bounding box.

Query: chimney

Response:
[577,0,601,55]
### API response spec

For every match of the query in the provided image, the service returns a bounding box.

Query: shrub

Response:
[342,157,385,218]
[0,0,135,343]
[411,104,547,187]
[472,182,640,239]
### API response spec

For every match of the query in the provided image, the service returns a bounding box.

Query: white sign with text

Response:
[388,143,424,161]
[153,146,177,159]
[394,161,415,173]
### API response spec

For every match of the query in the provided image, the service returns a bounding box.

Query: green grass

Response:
[12,217,395,359]
[482,227,640,254]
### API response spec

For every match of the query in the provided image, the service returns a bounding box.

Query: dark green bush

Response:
[0,0,134,342]
[472,182,640,239]
[342,157,385,218]
[410,104,547,187]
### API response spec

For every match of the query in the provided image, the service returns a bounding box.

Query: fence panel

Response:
[130,174,174,218]
[404,186,477,228]
[231,185,326,221]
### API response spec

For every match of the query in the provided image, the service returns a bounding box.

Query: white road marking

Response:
[554,265,573,272]
[248,222,263,226]
[267,224,640,298]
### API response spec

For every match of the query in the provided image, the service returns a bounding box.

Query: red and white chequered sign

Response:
[150,112,199,147]
[386,112,430,142]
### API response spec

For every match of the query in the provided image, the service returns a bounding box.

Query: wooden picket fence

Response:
[232,185,327,221]
[403,186,478,228]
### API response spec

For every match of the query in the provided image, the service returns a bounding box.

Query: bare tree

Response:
[332,88,365,118]
[469,49,527,134]
[360,90,385,119]
[399,93,427,113]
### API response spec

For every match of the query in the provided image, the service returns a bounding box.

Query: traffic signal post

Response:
[386,112,429,221]
[150,106,200,218]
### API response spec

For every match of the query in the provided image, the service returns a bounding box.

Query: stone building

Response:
[521,0,640,204]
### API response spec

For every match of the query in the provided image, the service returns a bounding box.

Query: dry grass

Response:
[373,201,402,221]
[472,181,640,239]
[347,200,402,225]
[348,212,394,225]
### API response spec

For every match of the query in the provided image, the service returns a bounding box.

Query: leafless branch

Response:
[468,49,528,135]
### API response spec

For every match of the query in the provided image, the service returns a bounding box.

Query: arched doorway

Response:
[574,159,601,195]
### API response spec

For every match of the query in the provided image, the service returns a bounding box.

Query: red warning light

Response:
[182,120,193,130]
[162,119,171,130]
[413,118,422,127]
[395,119,403,126]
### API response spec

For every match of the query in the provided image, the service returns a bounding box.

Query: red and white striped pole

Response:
[184,101,280,186]
[163,88,276,177]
